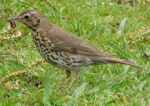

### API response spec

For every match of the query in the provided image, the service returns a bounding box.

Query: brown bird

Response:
[10,9,141,90]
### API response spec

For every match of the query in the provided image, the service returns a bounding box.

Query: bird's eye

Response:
[24,15,30,19]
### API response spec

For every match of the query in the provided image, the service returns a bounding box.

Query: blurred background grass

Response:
[0,0,150,105]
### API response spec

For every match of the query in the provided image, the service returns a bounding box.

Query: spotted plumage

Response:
[10,9,141,90]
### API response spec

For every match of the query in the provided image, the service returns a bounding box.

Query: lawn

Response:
[0,0,150,106]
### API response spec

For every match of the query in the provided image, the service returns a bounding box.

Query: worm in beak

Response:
[9,17,17,29]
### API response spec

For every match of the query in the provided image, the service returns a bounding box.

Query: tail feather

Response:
[91,56,142,68]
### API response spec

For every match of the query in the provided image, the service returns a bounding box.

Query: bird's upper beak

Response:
[9,17,19,29]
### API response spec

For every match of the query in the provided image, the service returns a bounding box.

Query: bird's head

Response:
[10,9,44,29]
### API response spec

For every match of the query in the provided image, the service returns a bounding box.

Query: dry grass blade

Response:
[0,70,26,84]
[0,24,24,41]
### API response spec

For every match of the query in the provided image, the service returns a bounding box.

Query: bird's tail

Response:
[91,56,142,68]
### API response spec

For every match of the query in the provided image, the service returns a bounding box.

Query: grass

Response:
[0,0,150,105]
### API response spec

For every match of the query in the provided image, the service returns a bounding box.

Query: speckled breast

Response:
[32,32,74,68]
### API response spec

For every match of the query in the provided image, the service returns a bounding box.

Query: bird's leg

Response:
[56,70,71,90]
[68,70,78,89]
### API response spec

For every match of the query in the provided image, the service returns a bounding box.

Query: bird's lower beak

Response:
[9,17,18,29]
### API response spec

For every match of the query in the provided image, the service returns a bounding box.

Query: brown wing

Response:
[46,25,109,57]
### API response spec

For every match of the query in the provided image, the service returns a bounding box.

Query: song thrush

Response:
[10,9,141,90]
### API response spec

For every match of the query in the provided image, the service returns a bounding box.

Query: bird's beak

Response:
[9,17,19,29]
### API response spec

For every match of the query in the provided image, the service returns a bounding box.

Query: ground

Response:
[0,0,150,106]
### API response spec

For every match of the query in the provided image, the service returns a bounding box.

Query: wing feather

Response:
[46,25,110,57]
